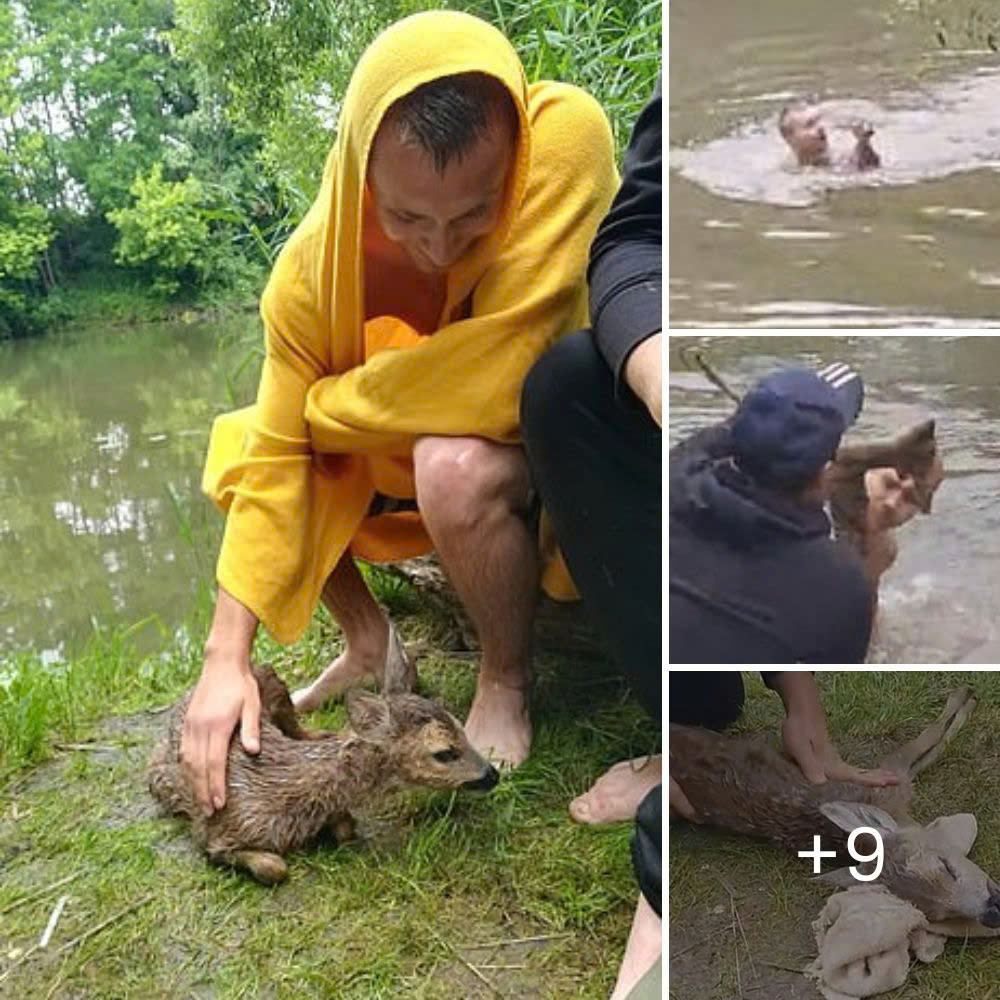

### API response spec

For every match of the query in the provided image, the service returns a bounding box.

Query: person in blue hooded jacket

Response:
[670,362,876,664]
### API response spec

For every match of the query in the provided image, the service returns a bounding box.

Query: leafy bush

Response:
[107,163,214,296]
[0,200,54,337]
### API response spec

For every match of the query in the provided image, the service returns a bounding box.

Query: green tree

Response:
[106,162,211,295]
[0,4,52,334]
[12,0,194,215]
[1,0,279,325]
[0,0,202,321]
[171,0,399,218]
[0,196,54,336]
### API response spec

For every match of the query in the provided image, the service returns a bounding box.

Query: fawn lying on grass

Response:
[149,665,499,884]
[671,687,1000,927]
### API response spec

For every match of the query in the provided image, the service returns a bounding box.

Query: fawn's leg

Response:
[214,849,289,885]
[880,687,976,777]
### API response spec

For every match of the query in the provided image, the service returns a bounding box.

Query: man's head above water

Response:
[778,102,880,171]
[779,104,830,167]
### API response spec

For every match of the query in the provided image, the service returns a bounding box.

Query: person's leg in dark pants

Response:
[522,330,662,824]
[668,671,745,729]
[523,330,661,716]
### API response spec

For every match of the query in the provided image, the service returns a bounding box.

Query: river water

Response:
[669,0,1000,326]
[0,320,258,663]
[669,334,1000,664]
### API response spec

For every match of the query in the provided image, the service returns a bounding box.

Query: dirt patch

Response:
[426,916,584,1000]
[9,710,165,831]
[669,845,826,1000]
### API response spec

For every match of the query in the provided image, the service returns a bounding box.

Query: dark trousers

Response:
[668,671,746,730]
[521,330,662,720]
[632,784,661,917]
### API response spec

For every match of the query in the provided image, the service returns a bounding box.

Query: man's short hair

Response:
[378,71,519,174]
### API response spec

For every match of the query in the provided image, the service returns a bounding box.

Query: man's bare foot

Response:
[464,678,531,769]
[292,622,391,712]
[569,755,662,826]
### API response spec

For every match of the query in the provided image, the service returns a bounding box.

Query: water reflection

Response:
[0,320,259,660]
[669,335,1000,664]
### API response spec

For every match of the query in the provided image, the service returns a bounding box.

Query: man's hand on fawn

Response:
[669,775,700,822]
[181,659,261,815]
[782,711,899,788]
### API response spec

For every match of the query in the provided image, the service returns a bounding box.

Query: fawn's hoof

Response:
[231,850,289,884]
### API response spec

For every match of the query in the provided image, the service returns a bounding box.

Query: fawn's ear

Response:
[380,624,416,695]
[820,801,899,835]
[922,814,978,856]
[346,689,393,742]
[895,418,936,450]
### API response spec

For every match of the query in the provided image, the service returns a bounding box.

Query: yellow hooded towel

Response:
[202,10,618,643]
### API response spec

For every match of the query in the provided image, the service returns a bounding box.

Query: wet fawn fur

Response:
[149,665,498,884]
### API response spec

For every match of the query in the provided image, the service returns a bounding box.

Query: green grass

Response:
[669,671,1000,1000]
[0,584,656,998]
[476,0,661,154]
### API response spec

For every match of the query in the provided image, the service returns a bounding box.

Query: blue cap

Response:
[732,363,864,488]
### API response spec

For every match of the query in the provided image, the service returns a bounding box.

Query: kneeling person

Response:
[182,10,619,817]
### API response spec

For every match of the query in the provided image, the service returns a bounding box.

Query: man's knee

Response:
[414,436,532,534]
[521,330,607,448]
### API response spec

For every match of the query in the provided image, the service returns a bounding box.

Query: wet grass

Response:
[0,586,657,998]
[669,670,1000,1000]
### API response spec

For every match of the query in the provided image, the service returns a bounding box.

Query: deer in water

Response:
[670,687,1000,929]
[149,665,498,884]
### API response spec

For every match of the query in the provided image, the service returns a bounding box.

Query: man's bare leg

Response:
[570,755,662,826]
[609,892,661,1000]
[414,436,539,768]
[291,551,390,712]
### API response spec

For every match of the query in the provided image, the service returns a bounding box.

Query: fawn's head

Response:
[819,802,1000,927]
[890,418,943,514]
[346,688,500,791]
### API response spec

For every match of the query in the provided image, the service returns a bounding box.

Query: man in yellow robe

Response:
[182,10,617,814]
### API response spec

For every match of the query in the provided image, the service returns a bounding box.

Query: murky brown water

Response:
[669,334,1000,663]
[0,320,257,662]
[669,0,1000,326]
